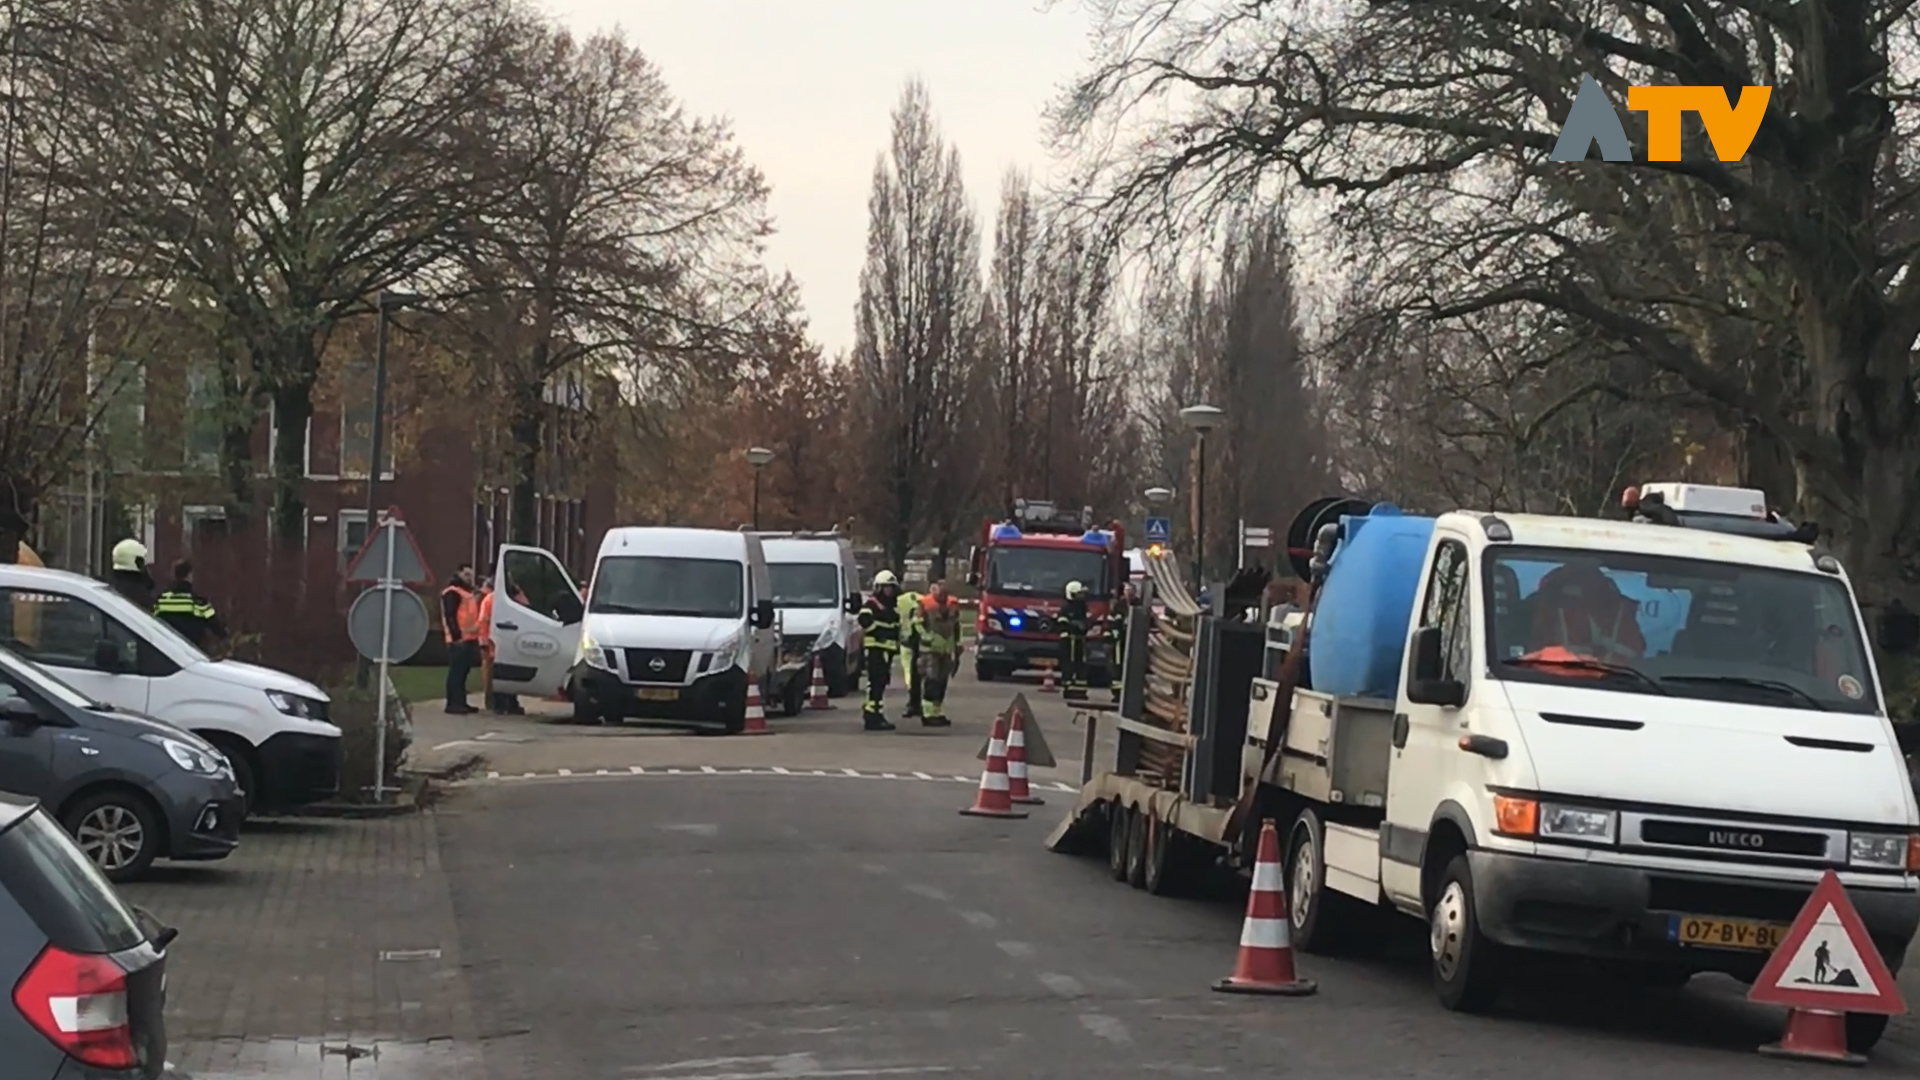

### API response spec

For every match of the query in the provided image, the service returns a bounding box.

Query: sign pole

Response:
[372,514,399,802]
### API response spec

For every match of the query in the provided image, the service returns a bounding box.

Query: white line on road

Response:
[453,765,1080,793]
[557,768,573,776]
[951,775,972,782]
[1078,1013,1133,1045]
[624,1054,954,1079]
[995,941,1035,959]
[881,772,898,779]
[772,766,792,774]
[842,768,860,776]
[630,766,646,774]
[1037,972,1085,998]
[596,769,611,775]
[487,771,501,779]
[701,765,718,774]
[957,910,998,929]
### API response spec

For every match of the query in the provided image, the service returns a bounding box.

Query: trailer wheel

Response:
[1107,803,1132,882]
[1125,807,1150,888]
[1142,816,1179,896]
[1430,854,1505,1014]
[1286,809,1356,954]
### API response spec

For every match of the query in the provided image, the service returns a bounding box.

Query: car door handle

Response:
[1391,712,1410,749]
[496,622,519,631]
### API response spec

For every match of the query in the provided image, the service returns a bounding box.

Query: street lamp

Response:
[1178,404,1226,587]
[366,290,426,517]
[1143,486,1173,507]
[745,446,775,529]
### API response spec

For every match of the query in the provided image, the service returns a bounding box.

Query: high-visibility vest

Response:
[443,584,481,643]
[918,594,960,653]
[477,589,495,648]
[858,597,901,653]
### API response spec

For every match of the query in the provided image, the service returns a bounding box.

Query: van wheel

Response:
[1108,803,1132,881]
[1430,854,1504,1013]
[1847,1013,1889,1054]
[571,688,603,726]
[1287,809,1360,954]
[63,789,162,883]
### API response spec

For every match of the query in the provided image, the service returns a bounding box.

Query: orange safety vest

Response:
[477,589,495,650]
[443,584,482,643]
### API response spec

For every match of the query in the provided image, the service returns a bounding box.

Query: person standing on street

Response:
[107,538,156,609]
[477,566,526,715]
[1059,580,1091,701]
[441,563,482,715]
[858,570,903,731]
[1107,584,1132,702]
[915,581,960,727]
[897,584,924,719]
[153,559,228,648]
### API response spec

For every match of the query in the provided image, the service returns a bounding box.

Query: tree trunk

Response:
[268,379,314,544]
[219,340,257,522]
[508,391,542,546]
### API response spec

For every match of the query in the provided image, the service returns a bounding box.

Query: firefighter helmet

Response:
[1065,580,1088,599]
[110,538,149,573]
[872,569,899,589]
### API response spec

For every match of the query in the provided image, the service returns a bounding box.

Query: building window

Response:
[184,366,224,474]
[182,505,228,553]
[338,509,378,570]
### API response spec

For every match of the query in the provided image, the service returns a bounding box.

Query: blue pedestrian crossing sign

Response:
[1144,517,1172,544]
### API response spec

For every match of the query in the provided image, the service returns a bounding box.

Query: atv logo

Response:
[1551,74,1770,163]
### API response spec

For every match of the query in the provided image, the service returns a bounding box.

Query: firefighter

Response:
[441,563,483,714]
[107,538,156,609]
[897,584,924,719]
[153,559,228,648]
[1106,584,1132,702]
[857,570,903,731]
[915,582,960,727]
[1060,579,1091,700]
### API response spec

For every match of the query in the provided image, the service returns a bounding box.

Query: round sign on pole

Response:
[348,584,431,663]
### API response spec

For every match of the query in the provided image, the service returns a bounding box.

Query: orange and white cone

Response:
[960,715,1029,819]
[1040,666,1057,694]
[741,680,771,736]
[809,653,831,710]
[1213,819,1316,996]
[1005,710,1044,805]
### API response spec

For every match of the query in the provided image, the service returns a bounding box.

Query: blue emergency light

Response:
[1008,614,1025,629]
[1080,529,1111,546]
[991,524,1023,541]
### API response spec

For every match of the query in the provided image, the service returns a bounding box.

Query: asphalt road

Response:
[433,769,1920,1079]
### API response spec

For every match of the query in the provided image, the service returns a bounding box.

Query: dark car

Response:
[0,646,243,882]
[0,791,174,1078]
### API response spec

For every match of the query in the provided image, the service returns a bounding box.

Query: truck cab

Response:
[967,499,1127,683]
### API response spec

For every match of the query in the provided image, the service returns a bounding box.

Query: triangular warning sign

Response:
[1748,870,1907,1016]
[975,692,1056,768]
[343,512,434,586]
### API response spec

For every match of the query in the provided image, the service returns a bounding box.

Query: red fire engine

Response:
[966,499,1128,683]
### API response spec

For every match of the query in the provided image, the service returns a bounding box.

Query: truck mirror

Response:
[753,598,776,630]
[93,640,129,674]
[966,570,981,588]
[845,593,861,614]
[554,594,584,626]
[1893,722,1919,756]
[1406,626,1466,708]
[1875,599,1918,654]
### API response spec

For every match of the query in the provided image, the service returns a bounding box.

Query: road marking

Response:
[487,771,501,779]
[995,941,1035,959]
[912,771,933,780]
[904,883,948,902]
[596,768,611,775]
[557,768,573,777]
[624,1054,952,1078]
[452,766,1080,792]
[881,772,898,779]
[772,766,792,774]
[1038,972,1084,998]
[842,768,860,776]
[957,910,998,929]
[657,824,719,836]
[701,765,718,774]
[1078,1013,1132,1045]
[630,766,646,774]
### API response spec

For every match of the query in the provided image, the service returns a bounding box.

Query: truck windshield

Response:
[768,563,840,608]
[986,547,1109,599]
[590,556,743,619]
[1484,547,1879,715]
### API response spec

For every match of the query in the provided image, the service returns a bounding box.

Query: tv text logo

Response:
[1550,74,1771,163]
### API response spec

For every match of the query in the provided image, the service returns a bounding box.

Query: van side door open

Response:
[489,545,583,699]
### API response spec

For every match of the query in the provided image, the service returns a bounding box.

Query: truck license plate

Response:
[637,688,679,702]
[1668,914,1787,951]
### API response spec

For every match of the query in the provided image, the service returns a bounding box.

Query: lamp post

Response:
[745,446,775,529]
[1178,404,1226,587]
[355,289,424,690]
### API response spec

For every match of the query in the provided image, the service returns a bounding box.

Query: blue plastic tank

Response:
[1307,504,1436,697]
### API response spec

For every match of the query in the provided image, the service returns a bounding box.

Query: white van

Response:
[486,530,788,731]
[0,564,341,815]
[759,533,863,697]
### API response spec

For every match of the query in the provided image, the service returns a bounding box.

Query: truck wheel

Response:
[1286,808,1357,955]
[1847,1013,1889,1054]
[1108,803,1132,882]
[1430,854,1504,1014]
[571,687,604,726]
[975,662,997,682]
[1125,808,1150,888]
[1143,817,1180,896]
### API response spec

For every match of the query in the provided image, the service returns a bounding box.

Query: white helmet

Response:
[872,569,899,589]
[1065,580,1088,599]
[110,538,149,573]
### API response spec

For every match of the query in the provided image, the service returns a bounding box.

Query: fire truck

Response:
[966,499,1129,683]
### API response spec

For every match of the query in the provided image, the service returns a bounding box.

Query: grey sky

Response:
[541,0,1094,355]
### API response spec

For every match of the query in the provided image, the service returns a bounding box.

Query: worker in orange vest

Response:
[441,563,482,714]
[476,565,529,715]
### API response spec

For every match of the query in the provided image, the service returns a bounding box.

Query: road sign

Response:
[343,510,433,585]
[1748,869,1907,1015]
[1241,524,1273,549]
[348,585,430,663]
[1144,517,1171,545]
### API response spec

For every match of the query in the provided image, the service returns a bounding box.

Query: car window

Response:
[0,808,146,954]
[0,589,141,673]
[0,649,96,712]
[500,548,579,620]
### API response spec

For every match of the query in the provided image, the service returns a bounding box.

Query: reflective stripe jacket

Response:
[154,587,225,645]
[918,594,961,654]
[442,583,481,643]
[858,596,901,653]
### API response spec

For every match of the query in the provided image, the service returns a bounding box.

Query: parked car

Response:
[0,645,242,881]
[0,564,341,816]
[0,789,176,1078]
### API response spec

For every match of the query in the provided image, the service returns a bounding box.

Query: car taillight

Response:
[11,944,137,1068]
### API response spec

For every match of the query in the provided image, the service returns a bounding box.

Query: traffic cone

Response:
[741,680,771,736]
[960,715,1029,819]
[1758,1010,1865,1065]
[1212,819,1316,996]
[1005,709,1044,805]
[1040,666,1057,694]
[809,653,831,710]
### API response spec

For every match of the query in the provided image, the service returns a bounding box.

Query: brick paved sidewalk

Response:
[119,815,485,1078]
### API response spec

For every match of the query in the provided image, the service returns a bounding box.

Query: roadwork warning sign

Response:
[1748,870,1906,1015]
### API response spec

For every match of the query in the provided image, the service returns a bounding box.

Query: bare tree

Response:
[851,80,985,568]
[448,23,773,543]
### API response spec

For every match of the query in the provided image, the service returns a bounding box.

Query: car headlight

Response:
[143,734,227,776]
[575,631,614,670]
[1492,795,1617,845]
[814,628,837,653]
[987,617,1004,632]
[1848,832,1920,871]
[266,690,318,718]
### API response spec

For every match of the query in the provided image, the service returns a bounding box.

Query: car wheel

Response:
[1430,854,1505,1013]
[1108,803,1131,882]
[63,789,162,883]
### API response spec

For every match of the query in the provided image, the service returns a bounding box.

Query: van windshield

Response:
[1484,547,1879,715]
[590,556,744,619]
[769,563,840,608]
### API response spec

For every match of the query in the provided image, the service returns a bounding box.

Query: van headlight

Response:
[265,691,320,719]
[143,734,227,776]
[1492,795,1617,845]
[575,630,614,670]
[814,628,838,653]
[1848,831,1918,871]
